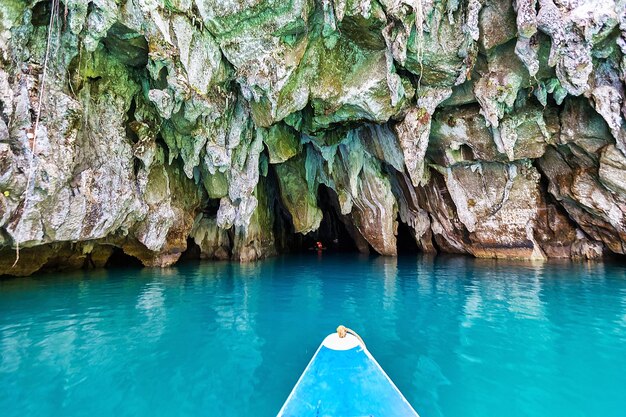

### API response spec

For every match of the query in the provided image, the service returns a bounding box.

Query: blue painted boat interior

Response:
[279,342,418,417]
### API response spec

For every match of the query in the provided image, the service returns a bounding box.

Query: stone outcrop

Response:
[1,0,625,275]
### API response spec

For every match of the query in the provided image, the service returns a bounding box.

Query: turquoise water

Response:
[1,255,626,417]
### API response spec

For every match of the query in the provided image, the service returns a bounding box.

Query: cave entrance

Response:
[105,247,143,269]
[298,185,361,253]
[178,237,202,263]
[267,163,365,254]
[396,216,419,255]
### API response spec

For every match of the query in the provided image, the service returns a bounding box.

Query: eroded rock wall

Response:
[0,0,624,275]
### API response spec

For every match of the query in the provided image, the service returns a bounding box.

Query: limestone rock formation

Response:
[1,0,625,275]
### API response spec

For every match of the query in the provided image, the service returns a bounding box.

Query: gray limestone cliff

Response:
[1,0,625,275]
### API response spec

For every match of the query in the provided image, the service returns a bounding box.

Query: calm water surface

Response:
[1,255,626,417]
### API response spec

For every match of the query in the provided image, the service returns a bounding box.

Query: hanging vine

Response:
[414,0,425,90]
[13,0,61,267]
